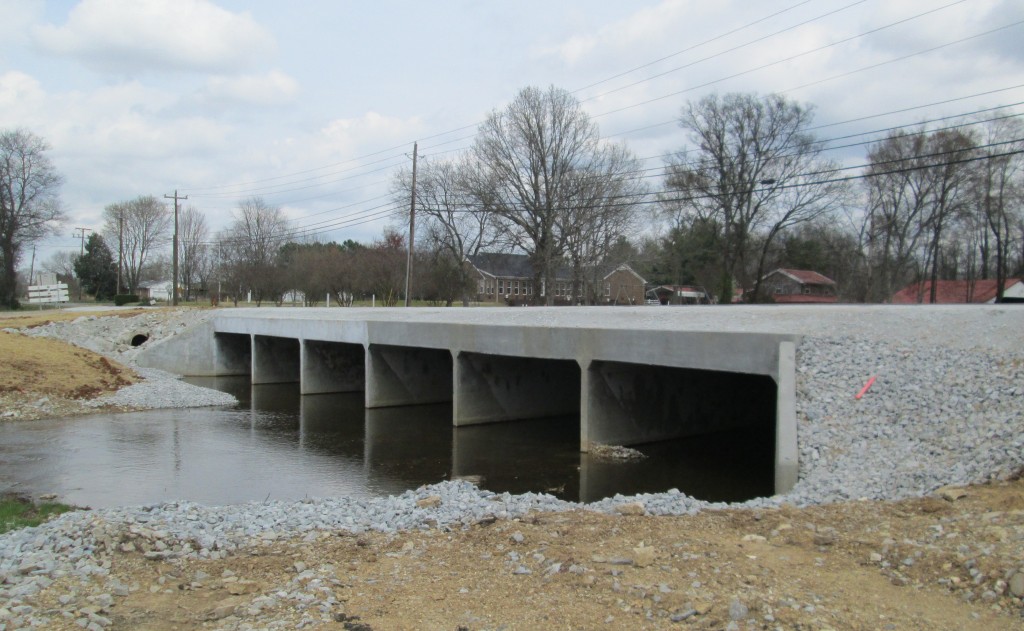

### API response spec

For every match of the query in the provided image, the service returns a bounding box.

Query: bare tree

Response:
[665,93,848,303]
[862,130,934,302]
[360,229,406,306]
[918,129,976,303]
[42,249,80,295]
[470,85,645,305]
[392,155,499,305]
[972,114,1024,301]
[217,197,289,305]
[559,142,646,302]
[103,195,171,294]
[862,127,978,302]
[0,129,65,308]
[178,205,209,301]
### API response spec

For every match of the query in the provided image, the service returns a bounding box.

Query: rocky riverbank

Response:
[0,308,235,421]
[1,305,1023,629]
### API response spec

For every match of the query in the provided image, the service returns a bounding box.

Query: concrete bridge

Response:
[137,307,800,494]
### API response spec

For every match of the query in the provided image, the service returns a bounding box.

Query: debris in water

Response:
[590,443,646,461]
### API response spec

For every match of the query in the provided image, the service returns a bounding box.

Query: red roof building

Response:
[891,278,1024,304]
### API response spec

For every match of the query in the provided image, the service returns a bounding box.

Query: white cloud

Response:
[199,70,299,107]
[0,71,46,114]
[0,0,44,48]
[541,0,699,66]
[32,0,276,75]
[315,112,424,160]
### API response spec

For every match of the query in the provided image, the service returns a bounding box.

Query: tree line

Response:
[2,86,1021,309]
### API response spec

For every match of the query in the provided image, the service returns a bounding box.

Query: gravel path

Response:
[2,306,1023,630]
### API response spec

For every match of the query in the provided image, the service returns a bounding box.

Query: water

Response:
[0,377,772,508]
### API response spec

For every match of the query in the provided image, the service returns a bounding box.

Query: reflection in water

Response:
[0,378,771,508]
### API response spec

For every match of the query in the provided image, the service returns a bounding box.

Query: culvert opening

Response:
[130,334,149,347]
[583,360,778,503]
[302,340,366,394]
[214,332,252,376]
[454,352,581,425]
[253,335,300,384]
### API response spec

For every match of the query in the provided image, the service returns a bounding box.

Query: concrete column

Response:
[775,341,798,494]
[252,335,300,384]
[452,352,579,426]
[300,340,365,394]
[364,344,453,408]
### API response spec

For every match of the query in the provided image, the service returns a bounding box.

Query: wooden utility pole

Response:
[164,190,187,306]
[27,245,36,287]
[73,227,91,300]
[73,227,91,256]
[116,211,124,295]
[403,142,418,307]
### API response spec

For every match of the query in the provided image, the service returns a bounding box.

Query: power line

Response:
[171,1,876,197]
[223,103,1023,246]
[169,5,1023,246]
[571,0,824,94]
[592,18,1024,120]
[578,0,878,103]
[265,142,1024,234]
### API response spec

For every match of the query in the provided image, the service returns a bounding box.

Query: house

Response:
[645,284,711,305]
[465,253,646,305]
[600,264,647,305]
[137,280,173,301]
[759,269,837,303]
[467,253,537,305]
[891,278,1024,304]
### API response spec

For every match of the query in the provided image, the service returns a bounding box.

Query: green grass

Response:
[0,495,76,534]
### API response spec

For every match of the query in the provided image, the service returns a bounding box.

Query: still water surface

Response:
[0,377,772,508]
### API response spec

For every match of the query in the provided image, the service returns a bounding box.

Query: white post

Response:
[326,293,330,308]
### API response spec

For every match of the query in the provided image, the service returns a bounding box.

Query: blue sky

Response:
[2,0,1022,266]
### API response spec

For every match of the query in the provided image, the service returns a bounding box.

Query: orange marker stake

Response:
[855,375,877,400]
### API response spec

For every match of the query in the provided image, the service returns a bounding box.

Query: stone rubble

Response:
[2,306,1023,628]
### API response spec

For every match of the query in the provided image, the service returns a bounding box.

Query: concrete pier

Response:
[137,306,801,493]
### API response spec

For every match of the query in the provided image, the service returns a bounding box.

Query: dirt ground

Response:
[27,478,1024,630]
[3,308,1024,629]
[0,309,142,420]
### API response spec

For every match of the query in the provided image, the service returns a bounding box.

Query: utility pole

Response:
[116,211,124,295]
[403,142,418,307]
[73,227,92,256]
[164,190,187,306]
[28,245,36,287]
[73,227,91,300]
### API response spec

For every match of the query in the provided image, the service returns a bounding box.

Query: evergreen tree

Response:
[74,233,117,300]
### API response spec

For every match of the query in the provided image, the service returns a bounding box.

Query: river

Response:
[0,377,772,508]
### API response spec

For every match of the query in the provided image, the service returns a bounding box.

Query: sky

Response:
[2,0,1023,268]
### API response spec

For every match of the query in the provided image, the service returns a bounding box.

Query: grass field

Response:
[0,495,76,534]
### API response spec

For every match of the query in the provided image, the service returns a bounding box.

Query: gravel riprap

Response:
[2,305,1023,630]
[17,308,236,410]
